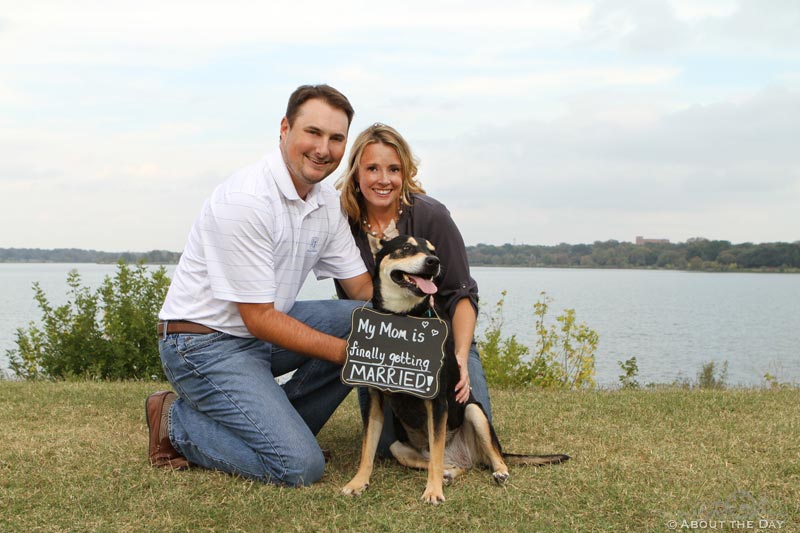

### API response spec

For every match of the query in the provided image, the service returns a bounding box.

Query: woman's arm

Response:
[407,196,480,403]
[452,298,477,404]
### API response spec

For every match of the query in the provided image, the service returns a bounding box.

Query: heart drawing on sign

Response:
[431,329,439,336]
[422,321,429,328]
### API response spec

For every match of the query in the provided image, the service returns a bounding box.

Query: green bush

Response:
[670,360,730,389]
[478,291,597,389]
[7,262,170,380]
[697,360,728,390]
[763,373,794,389]
[617,357,640,389]
[478,291,532,387]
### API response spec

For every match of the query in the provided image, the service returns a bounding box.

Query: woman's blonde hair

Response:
[336,123,425,224]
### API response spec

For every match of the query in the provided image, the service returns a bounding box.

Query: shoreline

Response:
[1,261,798,274]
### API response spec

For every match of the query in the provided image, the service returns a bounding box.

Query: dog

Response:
[341,235,569,504]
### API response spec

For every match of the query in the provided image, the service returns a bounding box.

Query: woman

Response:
[335,123,492,455]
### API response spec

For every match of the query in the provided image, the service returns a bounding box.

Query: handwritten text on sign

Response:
[341,307,448,399]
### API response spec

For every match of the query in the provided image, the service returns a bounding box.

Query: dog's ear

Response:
[367,234,383,256]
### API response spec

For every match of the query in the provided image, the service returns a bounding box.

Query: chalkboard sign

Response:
[341,307,448,399]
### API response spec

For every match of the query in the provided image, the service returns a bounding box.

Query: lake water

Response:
[1,264,797,386]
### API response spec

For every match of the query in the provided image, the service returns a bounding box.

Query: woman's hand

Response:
[454,355,471,404]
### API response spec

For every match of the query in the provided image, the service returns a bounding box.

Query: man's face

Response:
[280,98,349,198]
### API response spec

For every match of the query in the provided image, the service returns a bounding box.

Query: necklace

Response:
[361,217,380,237]
[362,204,404,238]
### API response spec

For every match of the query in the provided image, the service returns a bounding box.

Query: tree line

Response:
[0,248,181,264]
[3,239,799,271]
[466,239,800,271]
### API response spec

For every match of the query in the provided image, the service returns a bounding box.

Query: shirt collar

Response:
[266,147,326,208]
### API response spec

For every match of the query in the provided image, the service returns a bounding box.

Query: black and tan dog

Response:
[342,235,569,504]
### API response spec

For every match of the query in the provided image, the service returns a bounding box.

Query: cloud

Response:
[582,0,800,54]
[701,0,800,52]
[0,1,590,67]
[582,0,690,52]
[418,85,800,244]
[431,65,681,95]
[1,0,798,250]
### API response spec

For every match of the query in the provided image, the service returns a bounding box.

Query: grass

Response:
[1,382,797,532]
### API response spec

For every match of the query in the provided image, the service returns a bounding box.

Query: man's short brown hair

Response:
[285,84,355,127]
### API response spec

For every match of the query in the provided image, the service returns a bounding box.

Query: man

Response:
[146,84,372,487]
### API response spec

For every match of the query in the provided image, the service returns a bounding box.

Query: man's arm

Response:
[238,302,347,364]
[337,271,373,301]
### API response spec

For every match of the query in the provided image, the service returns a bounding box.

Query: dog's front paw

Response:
[421,485,445,504]
[492,470,510,485]
[342,480,370,496]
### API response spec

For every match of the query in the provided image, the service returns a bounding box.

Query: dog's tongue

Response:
[409,275,438,295]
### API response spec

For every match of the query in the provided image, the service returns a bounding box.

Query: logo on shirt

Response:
[307,236,320,254]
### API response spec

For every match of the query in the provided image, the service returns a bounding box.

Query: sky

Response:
[1,0,799,251]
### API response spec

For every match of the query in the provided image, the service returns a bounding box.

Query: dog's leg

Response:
[390,441,462,486]
[464,403,510,484]
[389,441,428,469]
[442,466,464,486]
[421,399,447,504]
[342,389,384,496]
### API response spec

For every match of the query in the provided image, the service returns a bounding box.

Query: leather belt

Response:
[157,320,217,336]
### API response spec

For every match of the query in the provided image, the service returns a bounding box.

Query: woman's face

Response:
[357,142,403,213]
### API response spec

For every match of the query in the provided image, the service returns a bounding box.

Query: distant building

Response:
[635,236,670,245]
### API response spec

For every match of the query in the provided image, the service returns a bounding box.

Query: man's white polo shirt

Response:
[159,147,366,338]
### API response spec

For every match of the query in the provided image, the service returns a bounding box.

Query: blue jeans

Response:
[158,299,364,487]
[360,340,492,458]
